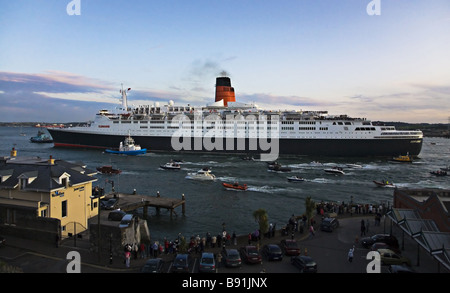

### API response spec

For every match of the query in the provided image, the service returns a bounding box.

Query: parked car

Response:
[388,264,416,273]
[361,234,399,249]
[280,239,301,256]
[262,244,283,261]
[291,255,317,273]
[222,249,242,268]
[107,209,126,221]
[378,249,411,266]
[100,198,119,210]
[239,245,262,264]
[370,242,401,254]
[172,254,190,273]
[141,258,164,273]
[320,217,339,232]
[119,214,135,228]
[198,252,216,273]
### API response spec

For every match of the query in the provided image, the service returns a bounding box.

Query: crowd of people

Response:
[121,199,390,266]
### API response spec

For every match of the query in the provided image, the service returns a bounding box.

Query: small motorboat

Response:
[391,153,413,163]
[96,165,122,174]
[373,180,395,187]
[267,162,291,172]
[186,167,216,181]
[160,162,181,170]
[30,130,53,143]
[430,170,447,176]
[324,167,345,175]
[346,164,363,168]
[222,182,248,191]
[287,176,305,182]
[105,134,147,155]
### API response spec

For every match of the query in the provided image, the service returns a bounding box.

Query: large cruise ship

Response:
[48,77,423,159]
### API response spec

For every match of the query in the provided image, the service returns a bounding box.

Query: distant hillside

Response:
[375,122,449,138]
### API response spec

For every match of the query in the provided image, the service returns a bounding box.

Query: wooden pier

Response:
[108,191,186,218]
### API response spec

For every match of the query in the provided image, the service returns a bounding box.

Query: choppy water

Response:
[2,126,449,241]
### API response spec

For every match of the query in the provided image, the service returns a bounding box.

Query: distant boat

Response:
[430,170,447,176]
[96,165,122,174]
[287,176,305,182]
[105,134,147,155]
[346,164,363,168]
[30,130,53,143]
[391,153,413,163]
[185,167,216,181]
[324,167,345,175]
[160,162,181,170]
[267,162,291,172]
[373,180,395,187]
[222,182,248,191]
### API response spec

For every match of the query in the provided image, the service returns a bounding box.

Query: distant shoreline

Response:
[1,121,449,138]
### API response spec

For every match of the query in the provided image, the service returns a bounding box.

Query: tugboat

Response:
[105,134,147,155]
[30,130,53,143]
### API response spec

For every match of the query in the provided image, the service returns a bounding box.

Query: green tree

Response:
[305,196,316,225]
[253,208,269,237]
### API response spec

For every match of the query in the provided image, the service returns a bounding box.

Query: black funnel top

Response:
[216,77,231,87]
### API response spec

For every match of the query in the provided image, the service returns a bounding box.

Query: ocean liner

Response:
[48,77,423,159]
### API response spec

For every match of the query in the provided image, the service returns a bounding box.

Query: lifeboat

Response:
[222,182,248,191]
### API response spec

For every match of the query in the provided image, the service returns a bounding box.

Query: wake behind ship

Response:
[48,77,423,158]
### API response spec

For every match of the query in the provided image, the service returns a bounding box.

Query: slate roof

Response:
[0,156,97,192]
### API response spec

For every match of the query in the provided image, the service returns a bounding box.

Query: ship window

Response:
[338,122,343,125]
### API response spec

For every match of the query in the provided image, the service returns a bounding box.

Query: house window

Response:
[62,177,68,187]
[62,200,67,218]
[20,178,27,189]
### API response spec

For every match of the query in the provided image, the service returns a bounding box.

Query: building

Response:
[0,148,99,244]
[389,188,450,272]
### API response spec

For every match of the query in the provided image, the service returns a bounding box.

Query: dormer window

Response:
[20,178,28,189]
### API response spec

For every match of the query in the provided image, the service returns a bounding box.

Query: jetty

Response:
[106,191,186,218]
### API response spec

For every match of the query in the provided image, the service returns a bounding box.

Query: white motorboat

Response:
[185,167,216,181]
[160,162,181,170]
[287,176,305,182]
[324,167,345,175]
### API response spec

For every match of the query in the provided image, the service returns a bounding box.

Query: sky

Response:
[0,0,449,123]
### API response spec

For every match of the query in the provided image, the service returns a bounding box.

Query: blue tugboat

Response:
[30,130,53,143]
[105,134,147,156]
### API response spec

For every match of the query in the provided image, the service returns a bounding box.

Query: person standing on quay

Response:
[360,220,366,236]
[348,246,354,263]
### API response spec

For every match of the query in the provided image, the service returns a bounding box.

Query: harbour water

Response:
[1,126,449,242]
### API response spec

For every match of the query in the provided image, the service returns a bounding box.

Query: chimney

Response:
[48,155,55,165]
[215,76,236,107]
